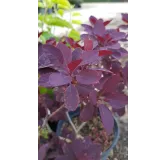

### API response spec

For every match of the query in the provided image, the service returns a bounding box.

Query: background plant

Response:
[38,0,82,43]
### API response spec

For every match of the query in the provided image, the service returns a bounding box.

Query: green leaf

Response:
[46,17,73,28]
[57,4,70,10]
[42,32,55,40]
[58,9,64,16]
[44,0,54,8]
[72,20,81,25]
[39,87,48,94]
[68,29,80,41]
[52,0,71,9]
[38,2,45,8]
[40,35,46,44]
[72,12,81,17]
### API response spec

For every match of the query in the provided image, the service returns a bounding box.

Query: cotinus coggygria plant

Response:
[38,14,128,160]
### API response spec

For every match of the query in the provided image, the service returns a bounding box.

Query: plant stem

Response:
[66,111,77,134]
[77,122,87,133]
[49,104,64,120]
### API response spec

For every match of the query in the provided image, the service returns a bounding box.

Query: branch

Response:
[66,111,77,134]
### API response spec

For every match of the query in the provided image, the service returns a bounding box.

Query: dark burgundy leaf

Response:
[102,74,122,94]
[89,16,97,25]
[38,44,64,69]
[57,42,72,64]
[99,104,114,135]
[68,59,82,73]
[46,38,56,46]
[80,103,94,121]
[39,72,71,87]
[93,19,106,36]
[99,50,113,56]
[64,84,80,111]
[110,61,122,74]
[95,77,109,90]
[96,35,105,44]
[122,62,128,86]
[104,20,112,26]
[84,39,93,51]
[76,70,102,85]
[38,68,56,75]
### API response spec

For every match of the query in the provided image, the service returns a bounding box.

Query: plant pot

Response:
[56,108,120,160]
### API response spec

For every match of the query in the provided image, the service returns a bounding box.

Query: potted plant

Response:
[38,14,128,160]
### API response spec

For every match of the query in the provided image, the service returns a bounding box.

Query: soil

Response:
[62,111,128,160]
[64,116,114,151]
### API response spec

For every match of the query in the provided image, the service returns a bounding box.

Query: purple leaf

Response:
[99,104,114,135]
[89,16,97,25]
[76,70,102,85]
[109,31,127,41]
[39,72,71,87]
[119,24,128,30]
[80,50,100,66]
[111,48,128,59]
[76,84,94,96]
[72,48,83,61]
[72,137,101,160]
[93,19,106,36]
[110,61,122,74]
[64,84,80,111]
[122,62,128,86]
[56,155,70,160]
[108,42,121,49]
[81,24,93,34]
[38,44,64,69]
[89,90,97,105]
[122,13,128,23]
[38,143,49,160]
[108,93,128,109]
[80,103,94,121]
[95,77,109,90]
[57,42,72,64]
[102,74,121,94]
[89,68,112,73]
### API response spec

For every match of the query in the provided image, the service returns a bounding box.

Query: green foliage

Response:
[38,0,82,43]
[68,29,80,41]
[39,126,49,139]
